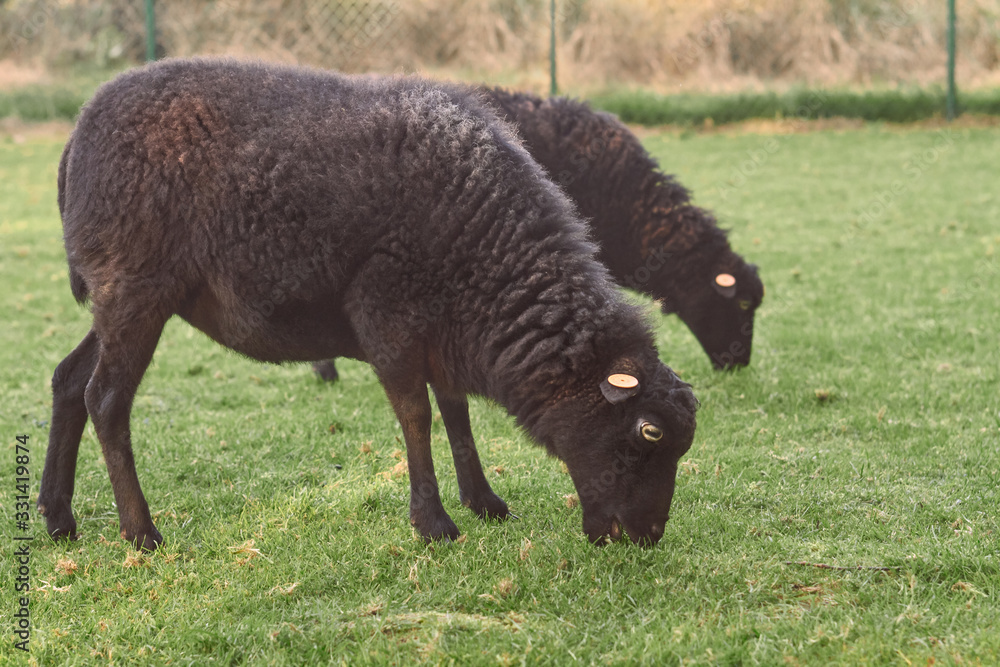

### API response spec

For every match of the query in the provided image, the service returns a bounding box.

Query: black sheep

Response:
[482,89,765,370]
[39,58,698,550]
[312,87,764,382]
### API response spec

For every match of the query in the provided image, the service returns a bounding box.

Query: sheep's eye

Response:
[738,299,751,311]
[640,422,663,442]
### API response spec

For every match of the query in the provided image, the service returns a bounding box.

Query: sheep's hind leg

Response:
[312,359,339,382]
[85,312,168,551]
[37,329,100,541]
[383,380,460,542]
[432,389,513,522]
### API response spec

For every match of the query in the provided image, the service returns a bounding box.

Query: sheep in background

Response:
[481,88,765,370]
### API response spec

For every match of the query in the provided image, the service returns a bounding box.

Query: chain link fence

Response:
[1,0,999,94]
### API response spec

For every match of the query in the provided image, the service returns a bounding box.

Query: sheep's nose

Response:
[628,521,666,548]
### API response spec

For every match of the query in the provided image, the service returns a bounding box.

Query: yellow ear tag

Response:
[715,273,736,288]
[607,374,639,389]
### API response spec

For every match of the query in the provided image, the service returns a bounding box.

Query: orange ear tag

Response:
[715,273,736,288]
[607,374,639,389]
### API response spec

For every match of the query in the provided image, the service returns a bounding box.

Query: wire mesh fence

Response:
[1,0,999,94]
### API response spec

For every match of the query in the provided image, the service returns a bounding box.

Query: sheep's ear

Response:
[600,373,640,404]
[713,273,737,298]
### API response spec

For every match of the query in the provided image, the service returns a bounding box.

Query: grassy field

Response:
[591,88,1000,127]
[5,77,1000,127]
[1,120,998,665]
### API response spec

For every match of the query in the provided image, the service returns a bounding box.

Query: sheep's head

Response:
[667,260,764,370]
[542,355,698,546]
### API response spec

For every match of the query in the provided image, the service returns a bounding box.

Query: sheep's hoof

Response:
[122,526,163,552]
[411,513,460,543]
[40,504,78,542]
[464,493,513,522]
[312,360,339,383]
[46,525,80,542]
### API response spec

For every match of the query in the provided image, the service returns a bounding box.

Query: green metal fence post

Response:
[145,0,156,62]
[946,0,957,121]
[549,0,557,96]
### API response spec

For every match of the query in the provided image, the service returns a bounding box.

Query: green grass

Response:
[1,121,999,665]
[0,84,91,123]
[4,76,1000,127]
[0,65,124,123]
[591,87,1000,126]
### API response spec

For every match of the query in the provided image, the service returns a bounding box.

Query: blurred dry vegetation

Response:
[1,0,999,94]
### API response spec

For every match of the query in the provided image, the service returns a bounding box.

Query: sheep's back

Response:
[60,59,536,307]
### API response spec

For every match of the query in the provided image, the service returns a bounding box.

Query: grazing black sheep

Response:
[39,58,698,550]
[484,89,765,370]
[312,87,765,382]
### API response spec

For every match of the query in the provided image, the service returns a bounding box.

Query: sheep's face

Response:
[552,360,698,546]
[669,262,764,370]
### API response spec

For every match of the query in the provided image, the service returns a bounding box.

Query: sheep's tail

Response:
[58,135,90,305]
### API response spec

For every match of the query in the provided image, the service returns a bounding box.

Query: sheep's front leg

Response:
[383,382,460,542]
[432,388,512,521]
[84,309,167,551]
